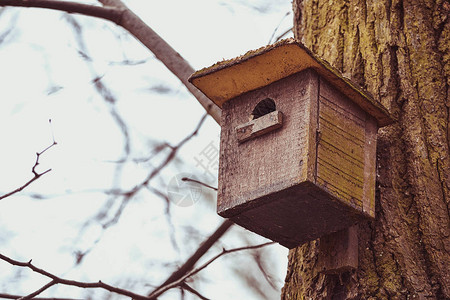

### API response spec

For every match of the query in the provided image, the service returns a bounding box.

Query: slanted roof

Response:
[188,39,393,127]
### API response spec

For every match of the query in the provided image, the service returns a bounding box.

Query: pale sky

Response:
[0,1,293,299]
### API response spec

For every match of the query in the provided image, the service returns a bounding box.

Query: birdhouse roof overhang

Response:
[189,39,393,127]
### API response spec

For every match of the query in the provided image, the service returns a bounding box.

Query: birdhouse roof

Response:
[188,39,393,127]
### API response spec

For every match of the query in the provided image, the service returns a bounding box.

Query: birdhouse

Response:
[189,39,393,248]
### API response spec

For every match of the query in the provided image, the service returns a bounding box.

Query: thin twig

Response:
[129,112,209,198]
[181,283,210,300]
[31,141,56,176]
[267,11,291,44]
[251,250,278,291]
[147,186,179,252]
[149,241,276,299]
[0,253,149,300]
[18,280,57,300]
[274,27,293,43]
[181,177,218,191]
[98,112,209,229]
[0,140,57,201]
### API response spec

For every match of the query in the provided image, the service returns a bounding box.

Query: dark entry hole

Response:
[252,98,276,119]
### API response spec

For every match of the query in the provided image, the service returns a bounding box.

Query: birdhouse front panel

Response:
[218,70,318,217]
[188,39,392,248]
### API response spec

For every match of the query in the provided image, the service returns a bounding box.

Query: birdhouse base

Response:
[221,181,366,248]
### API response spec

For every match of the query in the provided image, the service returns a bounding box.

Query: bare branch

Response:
[98,0,221,122]
[1,0,124,23]
[92,77,131,156]
[149,219,233,297]
[0,253,150,300]
[0,293,82,300]
[185,241,276,280]
[71,112,209,264]
[149,241,276,299]
[0,140,57,201]
[0,0,221,123]
[100,112,209,228]
[0,169,50,201]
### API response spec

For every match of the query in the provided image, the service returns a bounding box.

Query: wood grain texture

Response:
[315,225,359,274]
[218,69,378,248]
[218,70,315,216]
[363,117,377,217]
[317,77,367,211]
[235,110,283,143]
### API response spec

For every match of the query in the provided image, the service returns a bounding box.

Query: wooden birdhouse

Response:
[189,39,393,248]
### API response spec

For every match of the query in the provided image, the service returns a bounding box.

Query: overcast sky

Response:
[0,1,293,299]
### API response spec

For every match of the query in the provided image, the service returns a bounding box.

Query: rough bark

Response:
[282,0,450,299]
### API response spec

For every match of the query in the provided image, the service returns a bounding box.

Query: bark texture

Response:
[282,0,450,299]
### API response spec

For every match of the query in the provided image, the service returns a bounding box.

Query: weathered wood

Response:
[217,69,377,248]
[191,39,392,251]
[307,72,320,183]
[218,70,315,216]
[188,39,394,127]
[235,110,283,143]
[230,182,366,248]
[315,225,359,274]
[317,77,368,212]
[362,117,377,217]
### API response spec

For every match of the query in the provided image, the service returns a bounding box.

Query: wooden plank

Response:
[319,111,365,145]
[317,78,366,209]
[319,97,365,142]
[230,182,366,248]
[320,75,368,122]
[317,141,364,182]
[307,70,320,183]
[316,160,363,203]
[318,119,365,163]
[217,71,314,215]
[235,111,283,143]
[316,171,363,207]
[315,225,359,274]
[320,95,366,126]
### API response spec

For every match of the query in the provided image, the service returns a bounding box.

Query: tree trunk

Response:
[282,0,450,299]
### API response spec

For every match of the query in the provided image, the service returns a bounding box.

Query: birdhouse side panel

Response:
[217,71,318,217]
[316,77,367,212]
